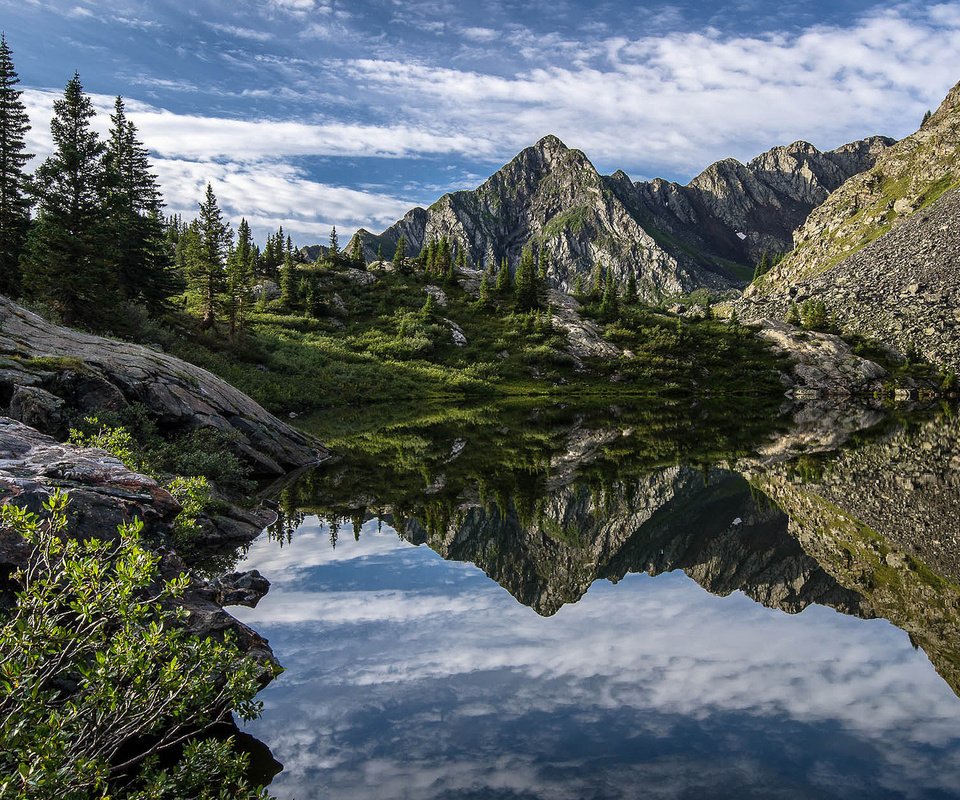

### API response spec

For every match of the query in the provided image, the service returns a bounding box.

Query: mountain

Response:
[343,134,890,301]
[740,79,960,370]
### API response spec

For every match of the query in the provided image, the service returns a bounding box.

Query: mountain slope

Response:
[739,79,960,371]
[347,134,889,301]
[613,136,893,271]
[748,79,960,291]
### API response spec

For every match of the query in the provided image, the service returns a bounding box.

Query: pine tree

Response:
[329,225,339,256]
[572,274,583,297]
[349,234,364,266]
[589,261,605,298]
[537,246,549,282]
[435,236,451,278]
[0,34,32,297]
[21,73,113,326]
[394,235,408,273]
[600,273,618,317]
[514,245,539,312]
[752,252,771,282]
[280,251,296,308]
[376,242,384,263]
[477,260,494,308]
[226,218,254,335]
[626,270,638,303]
[496,256,511,293]
[187,183,230,329]
[104,96,177,313]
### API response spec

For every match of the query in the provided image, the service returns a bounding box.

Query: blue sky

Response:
[3,0,960,245]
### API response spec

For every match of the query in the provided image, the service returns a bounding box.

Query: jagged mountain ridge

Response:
[739,79,960,371]
[344,133,891,301]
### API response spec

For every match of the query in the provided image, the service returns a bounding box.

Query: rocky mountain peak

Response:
[350,126,892,300]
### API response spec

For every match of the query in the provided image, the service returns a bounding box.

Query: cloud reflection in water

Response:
[232,517,960,800]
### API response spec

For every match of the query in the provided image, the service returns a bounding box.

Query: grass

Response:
[170,263,789,415]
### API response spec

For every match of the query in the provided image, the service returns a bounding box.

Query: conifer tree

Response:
[537,246,548,282]
[572,274,583,297]
[394,235,408,273]
[626,270,638,303]
[589,261,605,298]
[477,260,494,308]
[376,242,384,263]
[600,273,619,317]
[0,34,32,297]
[349,234,364,266]
[329,225,339,256]
[514,245,538,312]
[226,217,254,335]
[280,250,296,308]
[187,183,230,329]
[496,256,511,293]
[104,96,177,312]
[752,252,771,282]
[21,73,113,326]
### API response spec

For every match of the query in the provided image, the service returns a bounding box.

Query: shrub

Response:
[0,492,272,799]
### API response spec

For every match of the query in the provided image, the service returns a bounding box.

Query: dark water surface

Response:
[231,400,960,799]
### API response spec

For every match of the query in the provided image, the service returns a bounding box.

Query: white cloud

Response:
[344,4,960,177]
[21,88,427,242]
[207,22,275,42]
[460,26,498,43]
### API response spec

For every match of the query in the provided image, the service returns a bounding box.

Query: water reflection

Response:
[232,399,960,798]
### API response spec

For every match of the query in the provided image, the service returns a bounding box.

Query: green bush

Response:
[0,493,273,799]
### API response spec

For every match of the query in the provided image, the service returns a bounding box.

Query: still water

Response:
[231,400,960,799]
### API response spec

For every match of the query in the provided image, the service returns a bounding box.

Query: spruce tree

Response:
[496,256,511,293]
[626,270,638,303]
[0,34,32,297]
[514,246,538,312]
[477,260,493,308]
[537,246,548,281]
[349,234,364,266]
[21,73,113,326]
[329,225,339,256]
[280,250,296,308]
[104,96,177,313]
[226,217,254,335]
[600,273,619,318]
[187,183,230,328]
[589,261,605,298]
[393,235,408,273]
[376,242,384,263]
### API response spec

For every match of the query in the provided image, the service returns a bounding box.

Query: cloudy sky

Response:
[3,0,960,244]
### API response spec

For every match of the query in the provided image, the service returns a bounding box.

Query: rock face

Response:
[0,416,277,671]
[346,134,889,301]
[0,295,326,476]
[741,188,960,373]
[615,136,893,269]
[753,319,888,396]
[742,80,960,370]
[0,416,180,539]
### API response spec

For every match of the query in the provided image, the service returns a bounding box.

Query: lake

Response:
[231,399,960,799]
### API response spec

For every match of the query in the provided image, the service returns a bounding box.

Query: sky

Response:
[3,0,960,245]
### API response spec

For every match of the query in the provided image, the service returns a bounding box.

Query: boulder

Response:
[0,296,326,477]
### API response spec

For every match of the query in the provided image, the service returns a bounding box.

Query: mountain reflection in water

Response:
[231,399,960,799]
